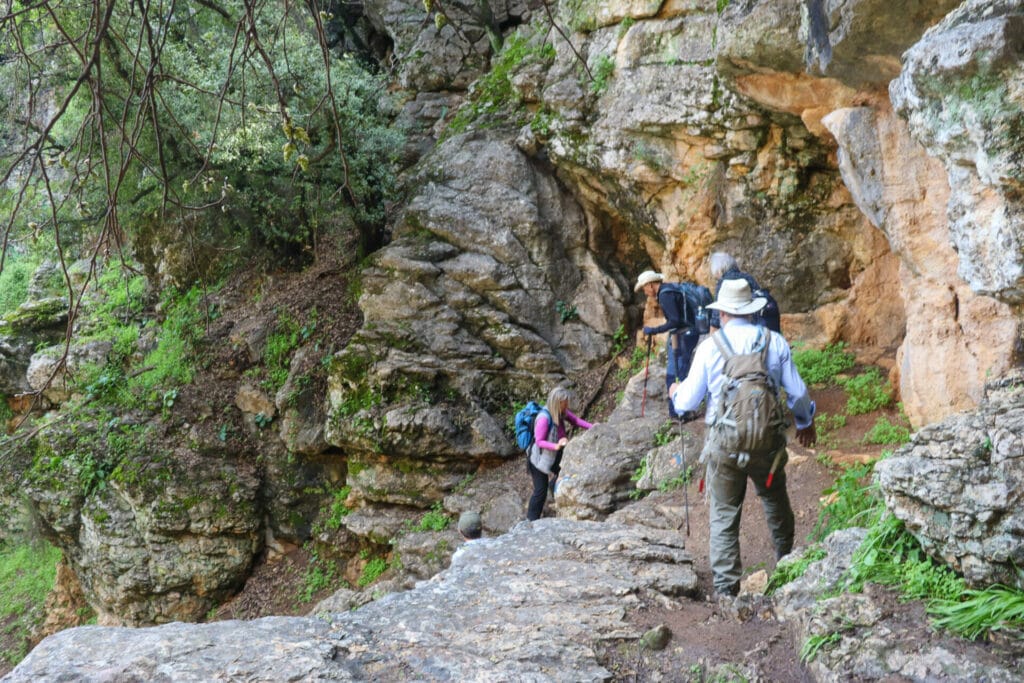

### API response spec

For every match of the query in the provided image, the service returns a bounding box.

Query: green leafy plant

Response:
[555,300,579,323]
[263,309,317,394]
[658,465,693,493]
[792,342,856,385]
[800,631,841,663]
[610,324,629,356]
[298,559,339,603]
[417,502,451,532]
[813,412,847,449]
[323,486,353,531]
[811,461,883,542]
[589,54,615,95]
[629,455,650,499]
[0,252,40,317]
[653,420,675,446]
[863,416,911,445]
[930,583,1024,640]
[844,515,932,593]
[357,556,389,587]
[839,368,893,415]
[766,546,828,595]
[616,345,649,382]
[446,33,555,134]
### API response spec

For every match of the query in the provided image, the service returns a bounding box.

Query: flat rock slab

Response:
[7,519,697,682]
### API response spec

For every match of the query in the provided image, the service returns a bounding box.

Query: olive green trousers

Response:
[703,431,794,596]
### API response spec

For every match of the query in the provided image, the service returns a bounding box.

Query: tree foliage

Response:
[0,0,402,278]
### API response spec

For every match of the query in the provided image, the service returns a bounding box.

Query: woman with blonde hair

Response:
[527,386,593,521]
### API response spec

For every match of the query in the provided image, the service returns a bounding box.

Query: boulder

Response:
[8,518,698,681]
[556,371,670,520]
[24,420,263,626]
[875,371,1024,590]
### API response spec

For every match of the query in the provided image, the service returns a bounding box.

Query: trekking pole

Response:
[765,450,783,489]
[678,416,690,536]
[640,334,653,417]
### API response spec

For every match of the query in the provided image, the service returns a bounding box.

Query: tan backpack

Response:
[710,329,787,457]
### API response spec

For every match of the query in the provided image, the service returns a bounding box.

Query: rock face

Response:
[890,0,1024,303]
[875,371,1024,590]
[6,518,698,681]
[332,0,1024,444]
[326,130,626,476]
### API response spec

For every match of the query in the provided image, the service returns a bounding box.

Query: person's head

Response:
[708,252,739,282]
[458,511,482,540]
[634,270,664,299]
[546,385,573,424]
[706,278,765,324]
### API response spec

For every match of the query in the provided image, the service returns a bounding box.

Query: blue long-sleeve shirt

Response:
[670,318,815,429]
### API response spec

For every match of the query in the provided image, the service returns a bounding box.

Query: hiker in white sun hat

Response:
[668,277,816,600]
[635,270,712,420]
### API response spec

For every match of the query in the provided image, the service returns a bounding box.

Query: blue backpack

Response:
[514,402,550,451]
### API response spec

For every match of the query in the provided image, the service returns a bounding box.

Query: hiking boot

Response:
[710,583,739,601]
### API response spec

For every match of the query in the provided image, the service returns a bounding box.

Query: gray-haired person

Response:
[707,252,779,332]
[458,511,482,540]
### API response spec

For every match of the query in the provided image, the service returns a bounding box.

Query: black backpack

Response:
[660,282,713,330]
[752,287,781,332]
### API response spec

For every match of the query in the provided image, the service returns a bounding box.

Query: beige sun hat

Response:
[634,270,664,292]
[705,278,767,316]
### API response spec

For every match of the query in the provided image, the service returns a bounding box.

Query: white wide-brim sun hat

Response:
[634,270,664,292]
[705,278,767,316]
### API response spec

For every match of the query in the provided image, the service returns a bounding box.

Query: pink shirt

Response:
[534,409,593,451]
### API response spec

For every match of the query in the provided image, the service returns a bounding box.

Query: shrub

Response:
[792,342,855,385]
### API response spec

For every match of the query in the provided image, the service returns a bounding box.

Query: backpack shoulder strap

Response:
[711,330,735,360]
[758,328,771,362]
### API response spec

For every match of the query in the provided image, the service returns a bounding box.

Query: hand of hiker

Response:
[642,326,654,336]
[557,437,568,448]
[796,422,817,448]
